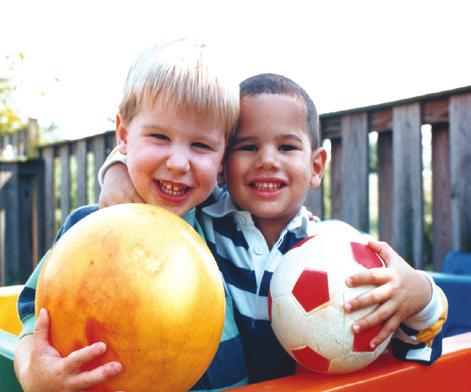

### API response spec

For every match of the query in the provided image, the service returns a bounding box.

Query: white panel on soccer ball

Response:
[270,249,306,298]
[307,306,353,359]
[327,275,349,311]
[342,259,369,278]
[271,295,309,349]
[329,351,376,374]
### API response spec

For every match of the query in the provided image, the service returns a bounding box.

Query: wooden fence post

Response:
[59,144,71,223]
[0,160,44,284]
[431,123,452,271]
[392,103,424,268]
[377,131,393,245]
[41,146,56,248]
[75,140,88,206]
[340,113,369,232]
[27,118,39,157]
[330,138,342,220]
[449,94,471,252]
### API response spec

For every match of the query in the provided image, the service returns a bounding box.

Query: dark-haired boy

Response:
[99,73,448,383]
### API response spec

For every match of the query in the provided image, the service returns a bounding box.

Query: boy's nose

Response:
[165,149,190,173]
[256,148,279,169]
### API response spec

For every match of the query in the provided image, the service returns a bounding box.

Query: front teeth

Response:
[253,182,282,191]
[159,181,187,196]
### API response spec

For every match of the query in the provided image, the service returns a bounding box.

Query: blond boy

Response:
[15,39,248,392]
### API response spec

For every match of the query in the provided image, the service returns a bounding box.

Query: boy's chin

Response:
[164,206,191,218]
[145,201,191,218]
[253,205,300,222]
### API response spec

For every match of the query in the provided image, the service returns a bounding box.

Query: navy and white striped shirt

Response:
[199,190,446,383]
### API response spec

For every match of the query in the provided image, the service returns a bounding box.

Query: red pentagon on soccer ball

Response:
[291,346,330,373]
[353,323,384,352]
[350,242,383,269]
[292,269,329,313]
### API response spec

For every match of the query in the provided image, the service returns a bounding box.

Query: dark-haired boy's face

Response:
[226,93,322,229]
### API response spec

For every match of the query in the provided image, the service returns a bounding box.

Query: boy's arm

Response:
[345,239,447,363]
[98,146,143,207]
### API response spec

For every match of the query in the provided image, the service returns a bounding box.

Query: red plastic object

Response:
[229,333,471,391]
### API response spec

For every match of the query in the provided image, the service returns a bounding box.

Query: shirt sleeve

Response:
[97,146,127,187]
[17,252,49,338]
[390,272,448,364]
[17,205,99,338]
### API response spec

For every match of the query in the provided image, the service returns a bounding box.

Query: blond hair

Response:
[119,38,239,140]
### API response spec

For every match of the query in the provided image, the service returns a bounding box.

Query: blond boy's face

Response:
[226,93,325,228]
[116,100,226,217]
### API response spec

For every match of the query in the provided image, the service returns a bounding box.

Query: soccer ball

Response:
[269,221,392,374]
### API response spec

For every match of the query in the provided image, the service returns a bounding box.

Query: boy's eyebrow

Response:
[278,134,304,143]
[232,133,304,144]
[231,135,257,144]
[142,124,165,131]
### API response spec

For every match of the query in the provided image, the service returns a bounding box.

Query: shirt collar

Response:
[182,207,197,227]
[202,191,316,233]
[201,189,240,218]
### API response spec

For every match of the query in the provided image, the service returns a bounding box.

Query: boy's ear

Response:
[115,114,128,155]
[310,147,327,188]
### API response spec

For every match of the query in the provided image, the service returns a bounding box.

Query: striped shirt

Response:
[199,190,447,383]
[17,204,248,392]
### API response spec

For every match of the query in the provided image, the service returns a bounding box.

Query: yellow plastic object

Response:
[36,204,225,392]
[0,285,23,335]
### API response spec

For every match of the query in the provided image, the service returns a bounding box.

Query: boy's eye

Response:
[279,144,298,152]
[192,142,212,150]
[152,133,169,141]
[236,144,257,152]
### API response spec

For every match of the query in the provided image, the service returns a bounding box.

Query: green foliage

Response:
[0,106,24,135]
[0,53,26,136]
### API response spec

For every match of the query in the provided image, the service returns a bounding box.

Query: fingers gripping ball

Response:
[269,221,392,374]
[36,204,225,392]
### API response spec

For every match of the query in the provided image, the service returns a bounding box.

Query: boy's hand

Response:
[99,162,143,208]
[16,309,124,392]
[344,239,432,349]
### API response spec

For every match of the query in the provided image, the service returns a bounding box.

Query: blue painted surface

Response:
[429,271,471,337]
[443,251,471,275]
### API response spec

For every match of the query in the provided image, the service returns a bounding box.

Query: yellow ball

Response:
[36,203,225,392]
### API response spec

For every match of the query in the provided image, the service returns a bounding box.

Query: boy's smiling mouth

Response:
[249,179,286,192]
[156,180,190,198]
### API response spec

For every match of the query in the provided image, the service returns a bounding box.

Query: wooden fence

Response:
[0,119,40,159]
[307,85,471,271]
[1,86,470,284]
[38,131,117,249]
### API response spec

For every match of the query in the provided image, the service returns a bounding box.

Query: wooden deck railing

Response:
[1,86,470,284]
[306,85,471,270]
[37,131,116,251]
